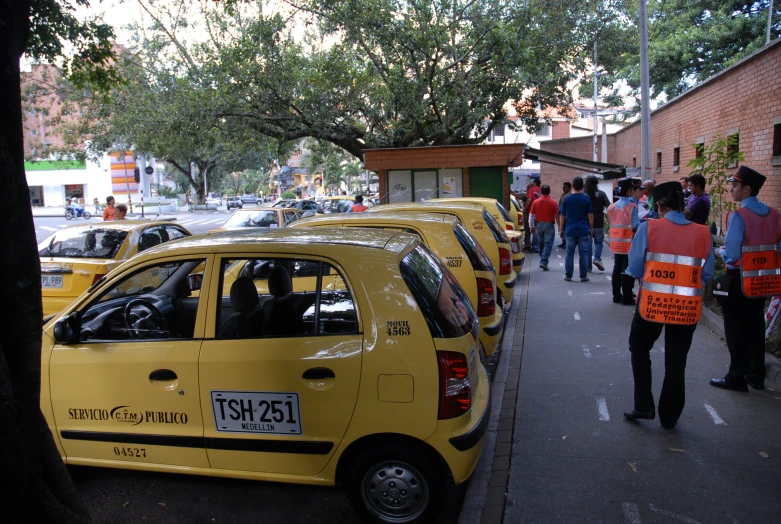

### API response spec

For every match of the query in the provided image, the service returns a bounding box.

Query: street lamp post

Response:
[593,41,599,162]
[639,0,653,181]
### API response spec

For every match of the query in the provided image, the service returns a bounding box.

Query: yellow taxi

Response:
[318,195,375,214]
[289,212,504,356]
[509,194,525,231]
[208,208,303,233]
[368,202,517,309]
[427,197,524,270]
[38,220,192,316]
[42,228,489,524]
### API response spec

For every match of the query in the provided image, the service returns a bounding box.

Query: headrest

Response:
[230,276,259,313]
[139,234,162,252]
[268,266,292,297]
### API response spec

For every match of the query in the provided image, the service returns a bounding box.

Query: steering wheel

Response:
[124,298,170,339]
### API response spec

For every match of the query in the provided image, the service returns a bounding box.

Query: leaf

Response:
[627,462,638,472]
[759,452,769,458]
[668,448,686,453]
[158,502,166,507]
[123,502,130,507]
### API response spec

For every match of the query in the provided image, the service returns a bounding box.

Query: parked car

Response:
[208,208,303,233]
[38,220,192,316]
[240,194,258,205]
[290,211,503,356]
[42,227,489,524]
[206,196,222,206]
[318,196,375,214]
[273,199,320,213]
[227,196,243,210]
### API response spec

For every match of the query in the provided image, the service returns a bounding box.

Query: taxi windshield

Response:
[38,229,127,259]
[223,210,279,228]
[319,199,354,214]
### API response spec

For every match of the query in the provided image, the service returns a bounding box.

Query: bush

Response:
[282,191,297,199]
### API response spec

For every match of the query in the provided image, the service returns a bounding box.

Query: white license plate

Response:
[211,391,302,435]
[42,275,63,288]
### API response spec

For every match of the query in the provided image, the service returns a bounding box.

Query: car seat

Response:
[218,276,264,338]
[261,266,297,337]
[138,232,162,252]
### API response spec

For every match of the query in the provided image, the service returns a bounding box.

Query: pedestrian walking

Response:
[710,166,781,392]
[608,178,641,305]
[93,197,101,214]
[584,175,611,272]
[529,184,558,271]
[623,181,715,429]
[114,203,128,220]
[558,176,593,282]
[557,182,572,248]
[103,196,116,221]
[684,174,711,226]
[349,194,368,212]
[523,179,542,252]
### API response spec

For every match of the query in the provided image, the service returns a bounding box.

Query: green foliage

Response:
[155,185,178,199]
[687,134,744,235]
[281,191,297,199]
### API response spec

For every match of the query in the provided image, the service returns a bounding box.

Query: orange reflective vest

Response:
[736,207,781,297]
[639,219,712,325]
[608,202,635,254]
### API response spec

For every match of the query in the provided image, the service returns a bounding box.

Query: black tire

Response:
[346,443,446,524]
[64,211,74,220]
[82,211,91,219]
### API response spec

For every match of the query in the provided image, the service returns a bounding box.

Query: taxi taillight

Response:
[476,278,495,318]
[517,213,524,226]
[499,247,512,276]
[510,235,521,254]
[506,223,514,231]
[437,351,471,419]
[92,274,105,286]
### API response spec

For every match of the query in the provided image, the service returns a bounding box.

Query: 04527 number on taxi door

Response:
[211,391,302,435]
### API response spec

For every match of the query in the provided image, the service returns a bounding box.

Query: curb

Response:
[457,259,528,524]
[700,305,781,388]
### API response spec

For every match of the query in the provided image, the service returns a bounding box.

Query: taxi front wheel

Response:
[347,445,446,524]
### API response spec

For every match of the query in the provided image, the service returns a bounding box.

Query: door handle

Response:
[149,369,178,381]
[302,367,335,380]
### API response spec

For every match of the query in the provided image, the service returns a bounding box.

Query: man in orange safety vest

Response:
[622,181,715,430]
[608,178,641,305]
[710,166,781,392]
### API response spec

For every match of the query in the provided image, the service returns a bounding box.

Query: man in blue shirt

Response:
[710,166,781,392]
[558,176,593,282]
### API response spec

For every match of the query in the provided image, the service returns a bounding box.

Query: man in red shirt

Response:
[529,184,559,270]
[523,178,542,251]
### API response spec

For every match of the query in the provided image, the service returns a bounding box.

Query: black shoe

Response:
[624,408,655,421]
[622,299,637,306]
[748,380,765,390]
[709,377,749,392]
[613,297,623,304]
[558,243,566,248]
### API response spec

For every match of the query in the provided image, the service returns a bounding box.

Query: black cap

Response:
[652,181,682,203]
[616,178,635,193]
[727,166,766,191]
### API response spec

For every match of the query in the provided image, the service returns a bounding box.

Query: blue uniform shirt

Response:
[625,211,715,284]
[718,196,781,269]
[613,197,640,231]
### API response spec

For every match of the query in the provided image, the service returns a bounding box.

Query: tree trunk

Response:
[0,3,91,522]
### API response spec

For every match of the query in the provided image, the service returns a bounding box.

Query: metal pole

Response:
[768,0,775,44]
[120,148,133,212]
[638,0,653,181]
[593,40,599,162]
[157,164,162,215]
[601,119,608,163]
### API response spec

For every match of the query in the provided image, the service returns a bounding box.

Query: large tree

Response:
[0,2,116,522]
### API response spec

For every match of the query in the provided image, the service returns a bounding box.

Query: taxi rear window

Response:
[496,203,513,223]
[400,245,476,339]
[510,197,521,212]
[453,223,493,272]
[38,229,127,259]
[483,210,509,245]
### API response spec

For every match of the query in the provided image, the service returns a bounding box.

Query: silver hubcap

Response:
[362,460,429,522]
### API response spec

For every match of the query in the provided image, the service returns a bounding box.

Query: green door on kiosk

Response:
[468,167,503,203]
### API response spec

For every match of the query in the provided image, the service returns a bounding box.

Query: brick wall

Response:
[541,40,781,209]
[552,121,571,140]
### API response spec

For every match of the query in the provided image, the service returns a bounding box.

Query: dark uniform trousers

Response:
[611,254,635,301]
[721,268,766,384]
[629,309,697,428]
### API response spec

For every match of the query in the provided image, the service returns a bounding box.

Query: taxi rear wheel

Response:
[347,445,445,524]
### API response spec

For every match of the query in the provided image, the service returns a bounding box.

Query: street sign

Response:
[144,166,154,175]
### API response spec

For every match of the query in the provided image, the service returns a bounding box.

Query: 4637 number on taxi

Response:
[211,391,302,435]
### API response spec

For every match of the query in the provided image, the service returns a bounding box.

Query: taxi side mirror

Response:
[53,314,80,344]
[188,273,203,292]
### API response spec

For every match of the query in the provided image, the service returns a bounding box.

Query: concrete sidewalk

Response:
[459,245,781,524]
